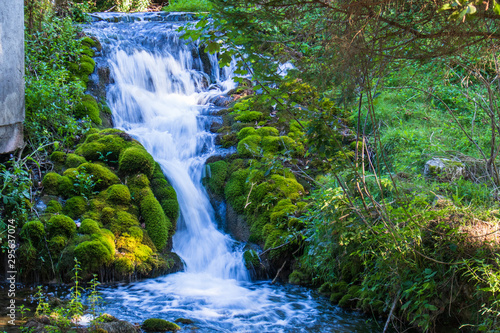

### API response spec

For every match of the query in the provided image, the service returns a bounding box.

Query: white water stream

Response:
[82,12,383,332]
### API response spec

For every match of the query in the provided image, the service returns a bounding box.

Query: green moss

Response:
[21,220,45,241]
[116,234,137,253]
[63,196,87,219]
[81,45,95,57]
[127,174,151,188]
[50,151,67,164]
[80,219,100,234]
[65,153,87,168]
[279,135,305,156]
[46,200,62,214]
[261,136,280,154]
[115,257,134,274]
[140,194,170,250]
[224,169,250,213]
[128,226,143,242]
[110,210,139,235]
[243,250,260,269]
[174,318,194,325]
[237,135,262,157]
[256,127,279,137]
[330,292,344,304]
[161,199,179,223]
[152,162,165,180]
[106,184,131,205]
[63,168,77,180]
[237,127,256,140]
[74,240,113,271]
[289,270,309,285]
[57,176,74,198]
[49,235,68,255]
[206,160,228,195]
[235,111,264,122]
[270,199,297,223]
[81,54,95,68]
[119,147,155,178]
[42,173,62,195]
[75,141,106,161]
[77,163,120,191]
[47,215,76,238]
[75,95,101,125]
[142,318,180,332]
[134,244,153,262]
[270,174,304,201]
[221,133,237,148]
[81,36,96,47]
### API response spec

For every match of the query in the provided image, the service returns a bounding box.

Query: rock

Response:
[99,320,139,333]
[424,158,465,180]
[226,203,251,242]
[175,318,194,324]
[210,121,223,133]
[142,318,180,332]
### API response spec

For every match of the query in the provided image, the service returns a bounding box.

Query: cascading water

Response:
[82,12,384,332]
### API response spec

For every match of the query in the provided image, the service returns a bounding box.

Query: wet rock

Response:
[226,203,250,242]
[97,314,139,333]
[210,121,223,133]
[175,318,194,325]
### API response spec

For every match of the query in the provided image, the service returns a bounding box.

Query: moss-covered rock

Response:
[21,220,45,241]
[237,135,262,157]
[109,210,139,235]
[63,196,87,219]
[77,163,120,191]
[115,256,134,274]
[270,199,297,223]
[42,173,62,195]
[74,240,113,271]
[243,249,260,269]
[235,111,264,123]
[80,219,100,234]
[47,215,76,238]
[50,151,67,164]
[128,226,143,242]
[140,194,170,250]
[134,244,153,262]
[49,235,68,255]
[256,127,279,137]
[57,176,74,198]
[128,173,151,189]
[237,127,257,140]
[261,136,280,154]
[65,153,87,168]
[270,174,304,201]
[161,199,179,224]
[119,147,155,178]
[225,168,250,213]
[81,45,95,57]
[75,95,102,125]
[81,36,96,47]
[142,318,180,332]
[45,200,63,214]
[206,160,228,196]
[106,184,131,205]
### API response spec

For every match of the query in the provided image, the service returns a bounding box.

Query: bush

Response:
[140,194,170,250]
[119,147,155,178]
[142,318,180,332]
[47,215,76,238]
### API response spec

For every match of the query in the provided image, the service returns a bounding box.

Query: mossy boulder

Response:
[106,184,131,205]
[21,220,45,242]
[45,200,62,214]
[142,318,180,332]
[128,226,143,242]
[140,194,170,250]
[224,168,250,213]
[81,36,96,47]
[77,163,120,191]
[128,173,151,189]
[57,176,74,198]
[235,111,264,123]
[270,174,304,201]
[81,45,95,57]
[49,235,68,255]
[161,199,179,224]
[206,160,228,196]
[237,135,262,157]
[63,196,87,219]
[243,250,260,269]
[270,199,297,223]
[65,153,87,168]
[74,240,113,271]
[109,210,139,235]
[237,127,256,140]
[47,215,76,238]
[134,244,153,262]
[75,95,102,125]
[80,219,100,234]
[256,127,279,137]
[50,151,67,164]
[115,256,134,274]
[42,173,62,195]
[119,147,155,178]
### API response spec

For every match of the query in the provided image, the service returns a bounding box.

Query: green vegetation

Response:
[142,318,181,332]
[162,0,212,12]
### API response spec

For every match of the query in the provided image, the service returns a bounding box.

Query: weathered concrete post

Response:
[0,1,25,154]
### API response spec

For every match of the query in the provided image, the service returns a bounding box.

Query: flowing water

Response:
[82,12,384,332]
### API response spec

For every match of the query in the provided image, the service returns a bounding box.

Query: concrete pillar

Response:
[0,1,25,154]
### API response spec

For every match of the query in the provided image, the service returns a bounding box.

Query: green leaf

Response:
[494,0,500,15]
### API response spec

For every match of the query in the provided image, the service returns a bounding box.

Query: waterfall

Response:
[82,13,382,332]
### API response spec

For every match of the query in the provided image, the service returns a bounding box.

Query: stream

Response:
[80,12,386,332]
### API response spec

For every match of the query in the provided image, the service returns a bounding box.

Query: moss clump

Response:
[261,136,280,154]
[49,235,68,254]
[65,153,87,168]
[81,36,96,47]
[243,250,260,269]
[80,219,100,234]
[237,135,262,157]
[288,269,310,285]
[221,133,237,148]
[77,163,120,191]
[75,95,102,125]
[142,318,180,332]
[119,147,155,178]
[81,45,95,57]
[224,168,250,213]
[57,176,74,198]
[129,226,143,242]
[63,196,87,219]
[46,200,63,214]
[128,174,150,189]
[21,220,45,241]
[134,244,153,262]
[115,256,134,274]
[237,127,256,140]
[174,318,194,325]
[206,161,228,196]
[42,173,62,195]
[50,151,67,164]
[74,240,113,271]
[47,215,76,238]
[235,111,264,123]
[161,199,179,224]
[256,127,279,137]
[109,210,139,235]
[270,174,304,201]
[106,184,131,205]
[140,194,170,250]
[270,199,297,223]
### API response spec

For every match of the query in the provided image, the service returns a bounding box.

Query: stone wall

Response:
[0,2,25,154]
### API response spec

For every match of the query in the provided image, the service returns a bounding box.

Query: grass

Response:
[162,0,212,12]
